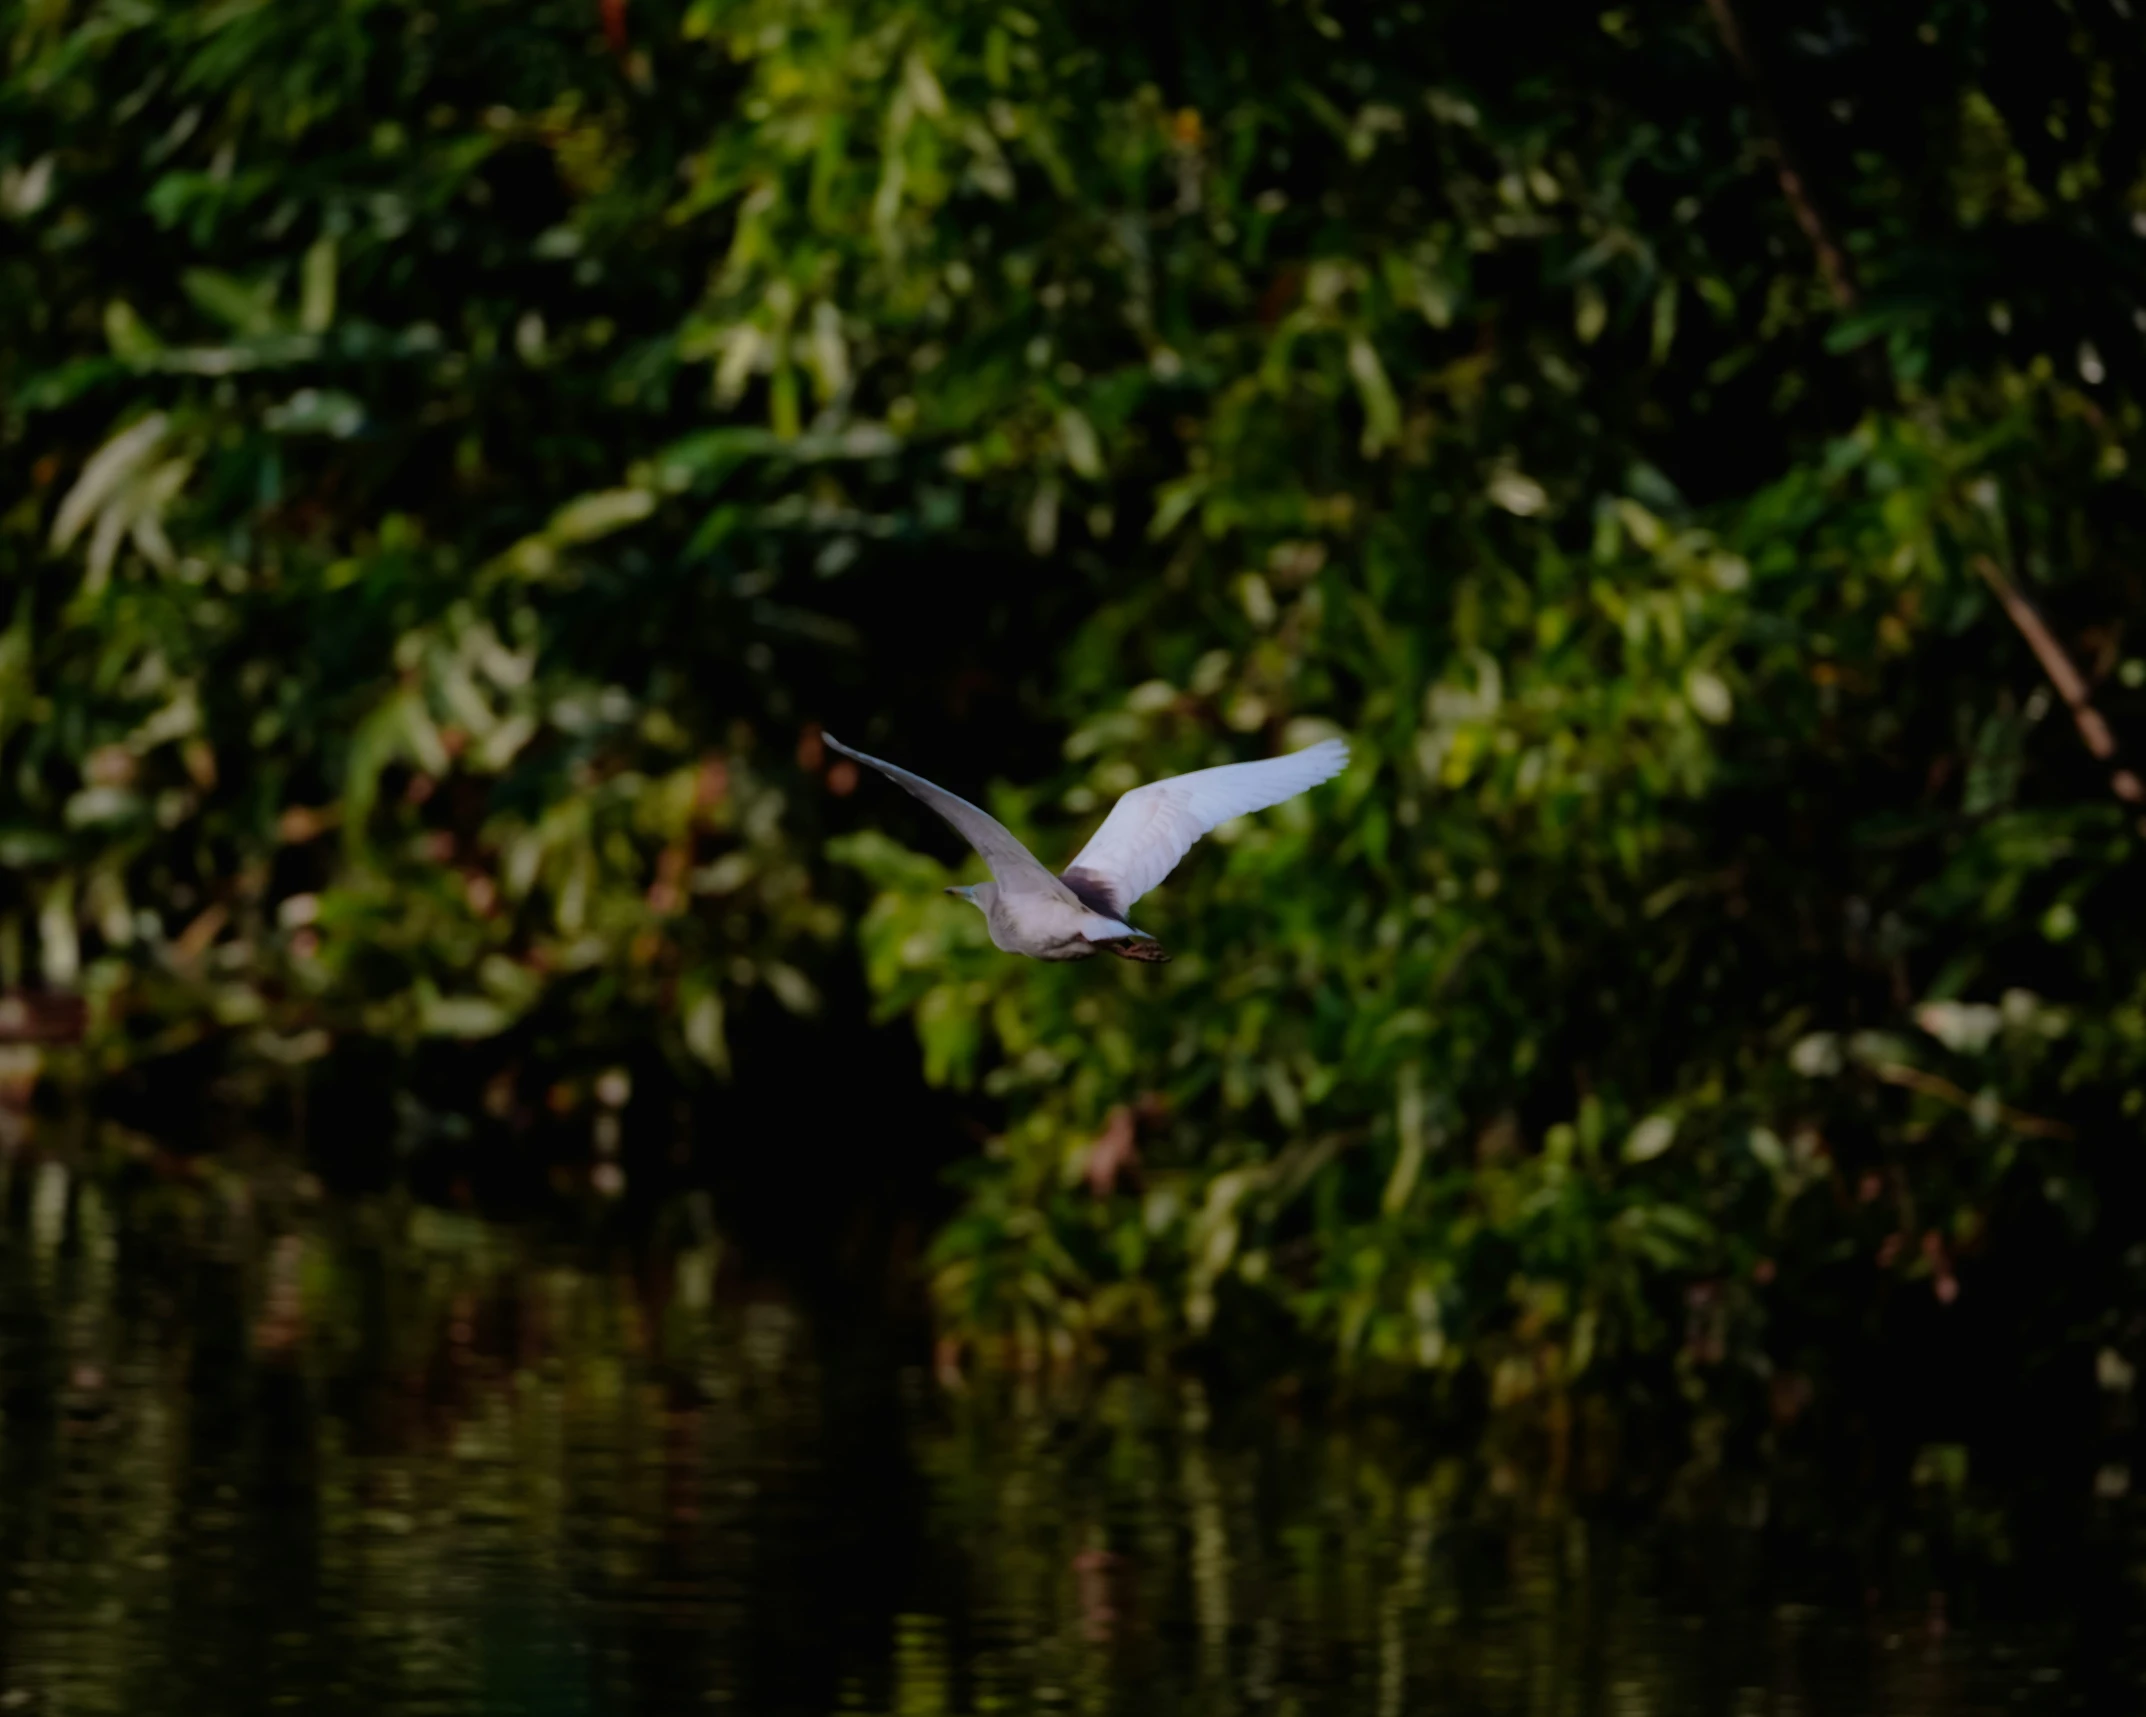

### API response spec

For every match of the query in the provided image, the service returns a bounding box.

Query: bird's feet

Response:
[1104,938,1170,963]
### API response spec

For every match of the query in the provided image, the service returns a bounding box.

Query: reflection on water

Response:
[0,1141,2134,1716]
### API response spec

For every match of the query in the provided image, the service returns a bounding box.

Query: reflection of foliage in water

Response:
[0,1143,812,1714]
[1,1151,2133,1716]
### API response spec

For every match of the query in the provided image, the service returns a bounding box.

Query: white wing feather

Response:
[1060,739,1348,916]
[823,733,1067,897]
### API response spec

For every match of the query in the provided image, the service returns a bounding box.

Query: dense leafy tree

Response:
[5,0,2144,1436]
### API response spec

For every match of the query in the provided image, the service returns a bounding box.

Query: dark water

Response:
[0,1141,2138,1716]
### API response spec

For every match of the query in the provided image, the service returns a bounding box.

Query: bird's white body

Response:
[974,886,1137,961]
[823,730,1348,963]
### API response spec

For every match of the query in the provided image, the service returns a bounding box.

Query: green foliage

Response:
[5,0,2146,1414]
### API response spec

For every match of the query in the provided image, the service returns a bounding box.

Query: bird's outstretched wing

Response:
[1059,739,1348,917]
[824,733,1066,896]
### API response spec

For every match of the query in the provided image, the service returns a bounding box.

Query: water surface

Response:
[0,1143,2135,1715]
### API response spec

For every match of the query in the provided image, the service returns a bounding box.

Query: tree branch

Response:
[1870,1060,2073,1141]
[1971,555,2146,833]
[1702,0,1861,312]
[1706,0,2142,837]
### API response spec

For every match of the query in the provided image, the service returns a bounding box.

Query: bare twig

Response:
[1706,0,2141,838]
[1870,1060,2073,1141]
[1972,555,2146,832]
[1702,0,1861,312]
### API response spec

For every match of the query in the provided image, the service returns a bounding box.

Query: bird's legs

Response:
[1103,938,1171,964]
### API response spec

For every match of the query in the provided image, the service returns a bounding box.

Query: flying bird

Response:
[823,731,1348,963]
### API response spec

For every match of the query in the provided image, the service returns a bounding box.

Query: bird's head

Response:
[944,882,995,912]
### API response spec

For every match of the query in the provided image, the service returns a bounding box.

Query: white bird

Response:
[823,732,1348,963]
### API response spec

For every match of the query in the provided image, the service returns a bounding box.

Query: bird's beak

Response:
[943,886,966,899]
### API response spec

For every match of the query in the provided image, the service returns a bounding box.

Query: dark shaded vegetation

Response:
[1,0,2143,1495]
